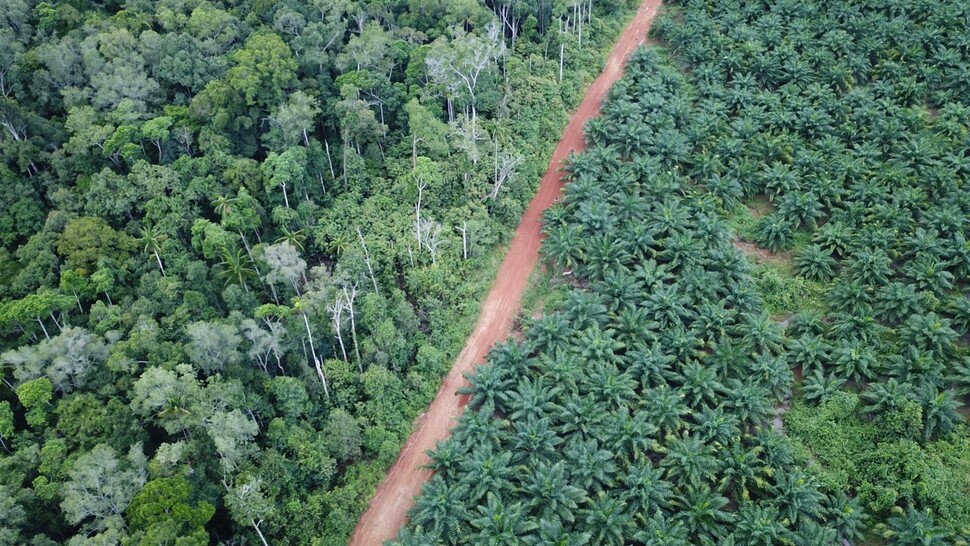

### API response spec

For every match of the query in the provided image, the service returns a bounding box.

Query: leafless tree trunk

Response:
[36,317,50,340]
[414,174,427,248]
[154,250,166,276]
[560,43,565,82]
[416,218,445,264]
[251,519,269,546]
[343,283,362,369]
[302,313,329,398]
[356,227,380,294]
[328,298,348,363]
[492,150,522,199]
[324,139,336,180]
[280,181,290,209]
[457,221,468,260]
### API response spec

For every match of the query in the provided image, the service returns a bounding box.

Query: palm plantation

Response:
[396,0,970,543]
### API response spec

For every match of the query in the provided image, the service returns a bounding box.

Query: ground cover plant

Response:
[0,0,638,543]
[397,0,970,543]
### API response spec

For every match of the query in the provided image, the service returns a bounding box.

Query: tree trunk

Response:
[154,250,166,276]
[357,227,380,294]
[280,182,290,209]
[303,313,329,398]
[412,135,419,169]
[35,317,50,340]
[347,298,361,371]
[325,139,336,181]
[251,520,269,546]
[415,180,424,249]
[560,43,565,82]
[334,313,348,363]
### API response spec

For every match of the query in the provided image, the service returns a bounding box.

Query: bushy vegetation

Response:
[398,0,970,542]
[0,0,637,543]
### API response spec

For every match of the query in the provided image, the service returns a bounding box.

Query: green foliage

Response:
[0,0,723,542]
[16,377,53,428]
[127,477,214,545]
[752,263,824,315]
[787,399,970,534]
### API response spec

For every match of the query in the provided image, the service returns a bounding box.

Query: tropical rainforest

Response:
[0,0,639,543]
[394,0,970,544]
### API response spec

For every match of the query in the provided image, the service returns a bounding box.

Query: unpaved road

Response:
[349,2,662,544]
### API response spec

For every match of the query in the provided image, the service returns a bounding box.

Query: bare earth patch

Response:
[732,237,793,267]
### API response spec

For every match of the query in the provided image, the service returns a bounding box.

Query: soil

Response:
[732,237,793,267]
[348,2,663,544]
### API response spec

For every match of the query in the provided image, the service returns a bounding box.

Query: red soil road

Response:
[349,2,662,544]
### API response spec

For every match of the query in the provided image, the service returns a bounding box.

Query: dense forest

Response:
[0,0,639,543]
[395,0,970,544]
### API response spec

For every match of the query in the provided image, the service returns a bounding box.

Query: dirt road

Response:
[349,2,662,544]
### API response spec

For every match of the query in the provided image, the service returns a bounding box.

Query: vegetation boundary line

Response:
[348,1,662,543]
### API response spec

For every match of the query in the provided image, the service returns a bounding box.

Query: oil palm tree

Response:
[521,518,591,546]
[640,386,690,436]
[511,416,562,465]
[459,361,512,412]
[831,339,878,384]
[581,491,635,546]
[457,449,514,504]
[724,379,774,428]
[678,360,724,409]
[606,411,660,462]
[786,334,830,376]
[505,376,563,422]
[875,281,923,325]
[917,385,964,441]
[771,470,825,524]
[732,502,788,546]
[823,491,866,544]
[881,506,951,546]
[467,493,538,545]
[716,438,768,501]
[565,438,616,492]
[792,244,836,282]
[409,475,470,541]
[673,484,735,544]
[520,460,585,524]
[752,214,796,253]
[899,312,958,359]
[861,378,915,416]
[801,369,846,405]
[661,435,718,488]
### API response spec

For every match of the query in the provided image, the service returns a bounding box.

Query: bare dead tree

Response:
[327,296,348,364]
[356,227,380,294]
[456,221,468,260]
[416,217,445,264]
[414,173,428,248]
[342,282,362,369]
[491,150,523,200]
